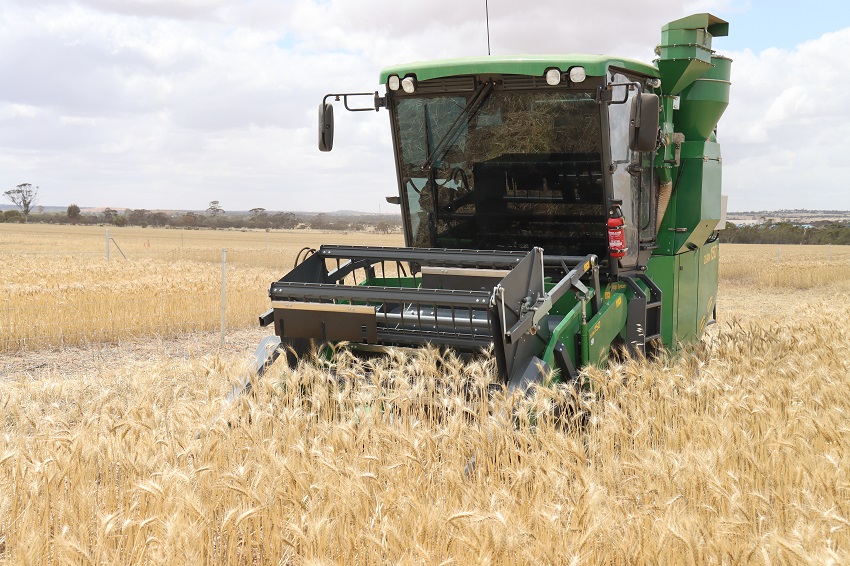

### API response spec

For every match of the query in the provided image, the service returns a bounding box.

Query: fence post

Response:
[106,228,110,261]
[220,248,227,349]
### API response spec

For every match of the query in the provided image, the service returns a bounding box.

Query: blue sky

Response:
[0,0,848,213]
[720,1,850,52]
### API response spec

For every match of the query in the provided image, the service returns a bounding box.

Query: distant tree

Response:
[250,207,266,216]
[207,200,224,217]
[67,204,81,224]
[310,213,329,230]
[112,215,127,227]
[3,209,25,223]
[149,212,170,226]
[127,209,150,226]
[4,183,38,221]
[102,208,117,222]
[182,212,199,227]
[271,212,298,229]
[375,221,392,234]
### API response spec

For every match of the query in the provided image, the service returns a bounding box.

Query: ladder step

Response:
[647,301,662,308]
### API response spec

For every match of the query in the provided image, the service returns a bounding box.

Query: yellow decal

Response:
[590,320,602,338]
[584,261,591,272]
[702,245,718,265]
[604,291,611,299]
[615,296,623,308]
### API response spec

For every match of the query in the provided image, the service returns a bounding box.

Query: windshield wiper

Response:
[423,81,494,172]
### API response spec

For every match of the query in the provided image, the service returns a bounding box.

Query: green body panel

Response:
[656,13,727,95]
[676,251,700,342]
[697,241,720,334]
[655,141,722,254]
[675,55,732,140]
[584,292,628,366]
[662,13,729,37]
[540,287,636,378]
[545,279,583,316]
[379,54,659,84]
[656,53,712,95]
[541,301,586,376]
[644,241,719,348]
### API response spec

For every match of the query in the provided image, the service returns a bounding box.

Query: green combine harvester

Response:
[254,13,731,389]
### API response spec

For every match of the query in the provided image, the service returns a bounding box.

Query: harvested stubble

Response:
[1,301,849,563]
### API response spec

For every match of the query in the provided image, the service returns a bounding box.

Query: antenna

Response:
[485,0,491,55]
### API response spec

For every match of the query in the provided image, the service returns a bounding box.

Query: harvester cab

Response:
[257,13,731,389]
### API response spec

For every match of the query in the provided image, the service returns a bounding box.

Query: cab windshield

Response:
[393,89,606,257]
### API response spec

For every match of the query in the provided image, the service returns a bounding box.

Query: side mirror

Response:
[629,93,660,152]
[318,102,334,152]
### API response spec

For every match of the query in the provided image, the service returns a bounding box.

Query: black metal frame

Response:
[384,74,613,263]
[322,92,384,112]
[621,273,662,357]
[262,245,600,385]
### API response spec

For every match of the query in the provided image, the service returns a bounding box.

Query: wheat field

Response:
[0,224,404,351]
[1,227,849,563]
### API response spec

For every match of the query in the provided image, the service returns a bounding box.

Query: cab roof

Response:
[379,54,659,84]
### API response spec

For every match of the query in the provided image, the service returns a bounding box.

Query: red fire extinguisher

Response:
[608,205,627,259]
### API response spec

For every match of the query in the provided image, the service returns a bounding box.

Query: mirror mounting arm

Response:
[322,92,384,112]
[318,91,384,152]
[597,81,640,105]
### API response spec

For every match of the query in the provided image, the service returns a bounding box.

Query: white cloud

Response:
[720,27,850,210]
[0,0,847,214]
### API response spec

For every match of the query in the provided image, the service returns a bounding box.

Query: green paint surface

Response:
[655,141,722,255]
[584,292,628,365]
[379,54,658,84]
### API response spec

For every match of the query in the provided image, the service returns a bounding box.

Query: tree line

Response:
[2,190,400,233]
[721,221,850,245]
[0,204,401,233]
[6,183,845,243]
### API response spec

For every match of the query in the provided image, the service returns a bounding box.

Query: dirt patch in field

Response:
[0,326,272,380]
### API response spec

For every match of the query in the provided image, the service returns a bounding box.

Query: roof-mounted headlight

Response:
[647,77,662,89]
[401,76,416,93]
[387,75,400,91]
[569,66,586,83]
[545,68,562,86]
